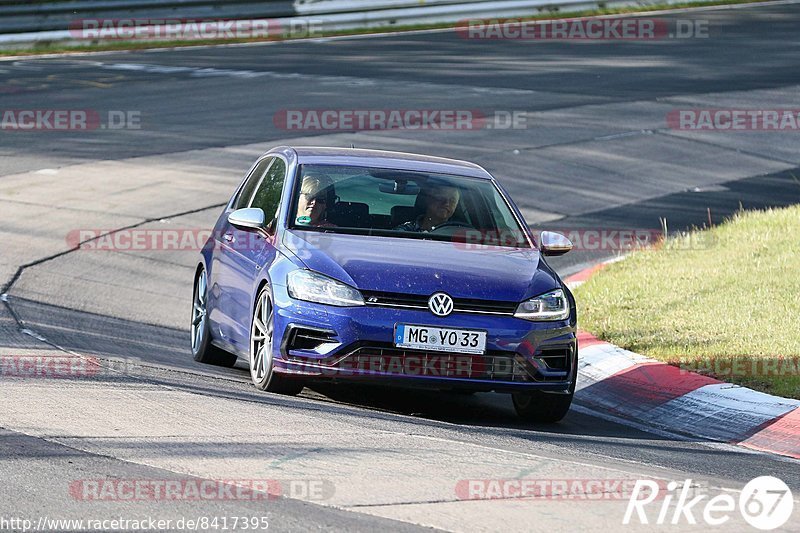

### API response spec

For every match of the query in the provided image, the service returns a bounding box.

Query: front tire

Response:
[191,266,237,367]
[249,285,303,395]
[512,391,573,423]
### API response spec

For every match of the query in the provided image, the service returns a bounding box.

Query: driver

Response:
[395,184,461,232]
[296,172,336,227]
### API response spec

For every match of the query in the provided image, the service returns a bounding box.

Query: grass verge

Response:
[0,0,775,57]
[575,205,800,399]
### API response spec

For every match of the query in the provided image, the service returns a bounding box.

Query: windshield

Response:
[288,164,531,248]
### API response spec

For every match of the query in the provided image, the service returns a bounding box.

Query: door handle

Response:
[223,233,234,243]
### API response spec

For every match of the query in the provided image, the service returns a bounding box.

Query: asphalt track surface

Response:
[1,2,799,531]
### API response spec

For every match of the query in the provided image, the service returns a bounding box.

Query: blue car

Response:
[192,146,577,422]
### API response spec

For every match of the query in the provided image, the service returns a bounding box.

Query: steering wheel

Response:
[430,221,473,234]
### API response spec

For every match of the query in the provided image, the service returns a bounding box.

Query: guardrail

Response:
[0,0,297,34]
[0,0,685,45]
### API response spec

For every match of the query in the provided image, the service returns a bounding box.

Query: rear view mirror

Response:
[378,180,420,195]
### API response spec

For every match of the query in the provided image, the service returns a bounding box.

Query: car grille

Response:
[286,341,574,383]
[361,290,517,315]
[537,347,571,371]
[285,326,337,351]
[327,345,535,382]
[531,345,573,382]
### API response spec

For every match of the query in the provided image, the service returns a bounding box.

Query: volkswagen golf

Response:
[191,146,578,422]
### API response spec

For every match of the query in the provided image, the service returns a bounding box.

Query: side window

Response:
[250,157,286,226]
[234,157,273,210]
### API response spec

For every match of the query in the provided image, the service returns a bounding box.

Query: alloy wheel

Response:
[250,290,273,382]
[191,269,207,354]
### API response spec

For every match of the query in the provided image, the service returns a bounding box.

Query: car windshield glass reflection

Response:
[289,165,530,249]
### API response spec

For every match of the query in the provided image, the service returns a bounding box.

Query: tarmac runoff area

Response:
[1,3,799,530]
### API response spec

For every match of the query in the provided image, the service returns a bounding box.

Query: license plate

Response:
[394,324,486,355]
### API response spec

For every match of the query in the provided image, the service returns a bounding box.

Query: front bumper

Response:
[270,284,577,393]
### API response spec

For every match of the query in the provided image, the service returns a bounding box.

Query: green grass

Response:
[0,0,774,56]
[575,205,800,399]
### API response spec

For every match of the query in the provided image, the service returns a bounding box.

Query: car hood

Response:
[282,230,558,302]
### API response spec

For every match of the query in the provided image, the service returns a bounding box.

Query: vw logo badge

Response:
[428,292,454,317]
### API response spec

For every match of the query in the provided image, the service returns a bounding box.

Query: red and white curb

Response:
[566,262,800,460]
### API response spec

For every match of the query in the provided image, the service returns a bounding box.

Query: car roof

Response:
[284,146,493,179]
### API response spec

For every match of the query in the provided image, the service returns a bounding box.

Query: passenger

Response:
[395,184,461,232]
[296,173,336,227]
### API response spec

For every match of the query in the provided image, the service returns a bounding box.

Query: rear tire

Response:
[512,391,573,423]
[191,267,237,367]
[249,285,303,396]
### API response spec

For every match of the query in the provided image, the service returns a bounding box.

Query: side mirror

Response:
[228,208,265,230]
[539,231,572,256]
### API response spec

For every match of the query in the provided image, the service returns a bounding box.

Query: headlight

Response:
[514,289,570,321]
[287,270,365,307]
